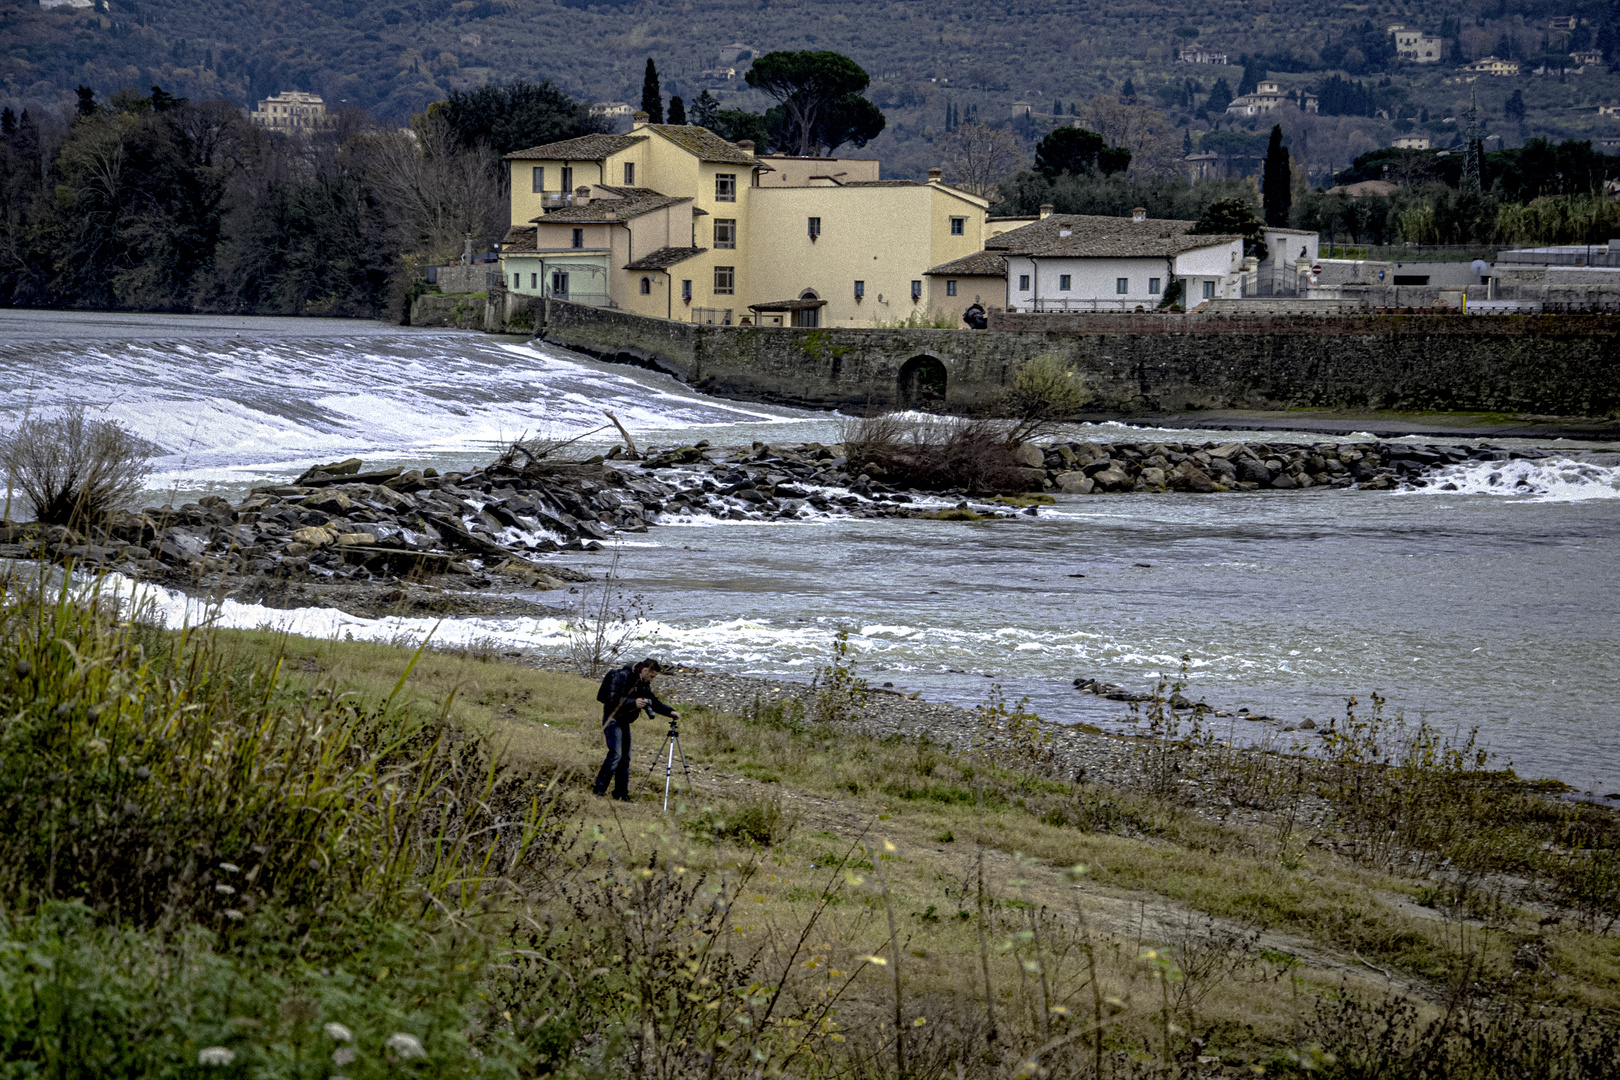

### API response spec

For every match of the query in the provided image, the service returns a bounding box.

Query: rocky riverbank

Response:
[0,436,1537,616]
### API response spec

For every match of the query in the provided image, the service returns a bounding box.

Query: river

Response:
[3,311,1618,794]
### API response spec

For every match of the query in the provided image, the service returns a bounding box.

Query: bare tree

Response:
[363,115,505,264]
[1,407,152,527]
[1082,95,1180,177]
[942,121,1024,199]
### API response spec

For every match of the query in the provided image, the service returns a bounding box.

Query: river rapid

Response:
[4,311,1619,794]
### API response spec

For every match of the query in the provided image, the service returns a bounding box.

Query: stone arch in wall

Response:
[896,354,948,410]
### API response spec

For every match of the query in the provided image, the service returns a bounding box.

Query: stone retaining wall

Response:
[535,299,1620,417]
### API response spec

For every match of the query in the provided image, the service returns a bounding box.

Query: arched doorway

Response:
[792,289,820,328]
[897,355,948,410]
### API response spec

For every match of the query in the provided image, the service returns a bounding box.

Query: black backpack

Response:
[596,665,633,705]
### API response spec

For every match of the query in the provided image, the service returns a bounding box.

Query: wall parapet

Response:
[535,299,1620,418]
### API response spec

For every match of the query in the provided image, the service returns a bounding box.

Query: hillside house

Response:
[499,115,988,327]
[1391,26,1445,63]
[1178,47,1228,64]
[250,91,327,132]
[973,209,1246,312]
[1225,81,1317,116]
[1461,57,1520,76]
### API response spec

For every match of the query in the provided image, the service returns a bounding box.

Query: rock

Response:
[1055,471,1095,495]
[1138,467,1167,488]
[296,458,363,484]
[302,468,402,489]
[1269,473,1296,490]
[304,493,353,515]
[1015,467,1049,489]
[291,525,336,548]
[335,532,377,547]
[1299,718,1316,730]
[1090,465,1133,491]
[1170,462,1218,493]
[1013,443,1046,469]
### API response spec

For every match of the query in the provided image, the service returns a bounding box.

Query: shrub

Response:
[1002,353,1091,441]
[840,413,1027,492]
[718,795,791,846]
[0,406,152,527]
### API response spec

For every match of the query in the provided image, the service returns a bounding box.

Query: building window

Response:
[950,216,965,236]
[530,273,537,288]
[807,216,821,240]
[681,279,692,302]
[714,265,735,294]
[714,218,736,249]
[910,280,922,301]
[1018,274,1030,291]
[623,162,635,185]
[1149,277,1161,294]
[571,228,584,249]
[1116,277,1129,294]
[715,173,737,201]
[531,166,544,193]
[946,280,958,297]
[559,166,573,193]
[513,273,520,288]
[1059,274,1072,291]
[551,270,569,296]
[640,276,652,295]
[1202,280,1215,299]
[854,280,865,299]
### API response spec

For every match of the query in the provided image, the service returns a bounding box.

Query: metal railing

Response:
[1495,248,1620,267]
[691,307,734,325]
[1028,298,1155,313]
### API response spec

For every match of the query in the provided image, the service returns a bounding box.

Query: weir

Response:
[527,298,1620,418]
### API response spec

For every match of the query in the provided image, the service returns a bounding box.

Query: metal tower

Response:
[1461,87,1487,195]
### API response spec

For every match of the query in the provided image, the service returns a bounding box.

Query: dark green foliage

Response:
[74,86,96,117]
[640,58,663,124]
[992,171,1254,222]
[1505,88,1527,121]
[667,94,686,125]
[431,80,599,156]
[1033,126,1130,179]
[1262,124,1292,228]
[1194,197,1268,261]
[1204,77,1233,114]
[744,50,883,156]
[691,89,719,128]
[1314,74,1379,117]
[707,109,772,152]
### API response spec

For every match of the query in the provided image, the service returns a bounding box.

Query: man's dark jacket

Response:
[600,665,677,725]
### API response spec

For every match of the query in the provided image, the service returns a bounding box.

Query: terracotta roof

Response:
[645,124,760,165]
[501,225,536,252]
[624,246,707,271]
[924,252,1008,276]
[985,214,1240,258]
[529,189,692,224]
[503,133,646,161]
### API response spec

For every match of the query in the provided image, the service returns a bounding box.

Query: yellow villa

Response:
[498,114,989,327]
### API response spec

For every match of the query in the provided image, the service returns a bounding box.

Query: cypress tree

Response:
[667,95,686,124]
[0,107,14,136]
[1261,124,1292,228]
[75,85,97,117]
[640,58,663,123]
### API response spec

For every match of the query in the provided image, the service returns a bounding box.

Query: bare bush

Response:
[563,548,652,678]
[1003,353,1091,441]
[840,413,1027,492]
[1,407,152,527]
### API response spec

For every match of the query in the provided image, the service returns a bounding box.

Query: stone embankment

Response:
[0,438,1525,614]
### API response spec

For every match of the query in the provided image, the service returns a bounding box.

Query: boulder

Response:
[335,532,377,547]
[1015,467,1049,490]
[291,525,336,548]
[1269,473,1296,490]
[1090,465,1133,491]
[1138,467,1167,488]
[1055,471,1095,494]
[304,493,353,515]
[1170,462,1219,493]
[1013,443,1046,469]
[296,458,363,484]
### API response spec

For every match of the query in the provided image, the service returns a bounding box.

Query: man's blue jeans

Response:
[593,721,631,799]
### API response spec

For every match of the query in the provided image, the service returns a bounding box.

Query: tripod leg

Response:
[639,731,674,800]
[663,739,675,812]
[673,734,696,796]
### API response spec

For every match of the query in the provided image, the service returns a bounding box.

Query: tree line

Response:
[0,81,600,317]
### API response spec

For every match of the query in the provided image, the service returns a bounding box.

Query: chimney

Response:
[575,185,591,205]
[1132,207,1147,222]
[632,110,649,126]
[737,139,755,155]
[927,167,942,183]
[1038,203,1054,220]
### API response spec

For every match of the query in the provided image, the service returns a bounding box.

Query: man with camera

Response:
[593,658,679,800]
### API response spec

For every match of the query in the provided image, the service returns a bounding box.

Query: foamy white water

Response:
[6,314,1619,794]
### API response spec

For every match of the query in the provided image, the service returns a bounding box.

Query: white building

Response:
[250,91,327,132]
[1226,80,1318,117]
[1391,26,1445,63]
[1392,135,1433,149]
[984,209,1246,311]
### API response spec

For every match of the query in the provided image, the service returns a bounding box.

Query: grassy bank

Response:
[0,577,1616,1078]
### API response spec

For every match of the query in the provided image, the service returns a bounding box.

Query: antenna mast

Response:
[1461,86,1487,195]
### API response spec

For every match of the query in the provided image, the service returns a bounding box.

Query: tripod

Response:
[639,714,696,811]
